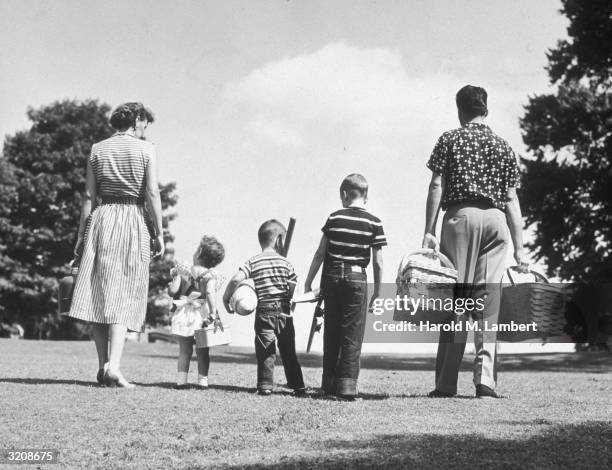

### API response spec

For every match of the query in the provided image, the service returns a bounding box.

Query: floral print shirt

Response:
[427,122,520,210]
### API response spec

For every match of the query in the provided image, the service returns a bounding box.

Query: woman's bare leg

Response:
[92,323,109,370]
[106,323,133,387]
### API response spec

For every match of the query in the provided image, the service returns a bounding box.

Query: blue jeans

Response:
[254,300,304,391]
[321,262,368,396]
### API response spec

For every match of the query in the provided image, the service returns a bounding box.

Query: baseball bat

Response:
[282,217,296,257]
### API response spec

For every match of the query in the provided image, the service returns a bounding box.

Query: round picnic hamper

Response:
[393,248,458,323]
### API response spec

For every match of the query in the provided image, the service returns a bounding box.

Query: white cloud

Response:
[245,115,304,148]
[222,42,525,154]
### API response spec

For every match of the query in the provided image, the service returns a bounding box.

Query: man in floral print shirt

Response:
[427,119,519,211]
[422,85,528,399]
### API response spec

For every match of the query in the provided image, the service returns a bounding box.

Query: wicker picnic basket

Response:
[498,268,568,342]
[393,248,458,323]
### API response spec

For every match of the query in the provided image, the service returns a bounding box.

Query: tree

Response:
[146,182,178,327]
[0,99,177,338]
[519,0,612,282]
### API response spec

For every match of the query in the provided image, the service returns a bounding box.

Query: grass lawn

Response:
[1,339,611,469]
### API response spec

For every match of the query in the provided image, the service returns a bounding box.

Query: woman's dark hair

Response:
[109,102,155,131]
[456,85,488,120]
[195,236,225,268]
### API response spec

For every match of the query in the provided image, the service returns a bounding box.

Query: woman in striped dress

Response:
[68,102,164,388]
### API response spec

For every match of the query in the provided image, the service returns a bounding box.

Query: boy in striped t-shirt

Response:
[305,174,386,400]
[223,220,305,396]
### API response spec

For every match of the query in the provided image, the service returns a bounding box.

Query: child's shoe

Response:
[175,371,188,389]
[197,375,209,389]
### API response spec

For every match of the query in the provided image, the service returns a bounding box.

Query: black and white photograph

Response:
[1,1,611,468]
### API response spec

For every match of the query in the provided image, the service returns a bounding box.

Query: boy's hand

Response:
[223,298,234,314]
[368,297,377,314]
[368,290,380,313]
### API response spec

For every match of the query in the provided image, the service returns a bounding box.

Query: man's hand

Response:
[422,233,439,252]
[513,247,529,273]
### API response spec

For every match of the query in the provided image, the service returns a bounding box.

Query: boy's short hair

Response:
[195,235,225,268]
[340,173,368,200]
[456,85,488,120]
[258,219,286,247]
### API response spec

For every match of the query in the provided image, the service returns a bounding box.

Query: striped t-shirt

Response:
[239,252,297,302]
[322,206,387,267]
[90,134,155,199]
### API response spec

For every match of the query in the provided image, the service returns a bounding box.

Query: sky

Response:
[0,0,569,350]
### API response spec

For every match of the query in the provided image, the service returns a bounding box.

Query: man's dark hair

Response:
[340,173,368,200]
[258,219,286,246]
[109,102,154,131]
[456,85,488,120]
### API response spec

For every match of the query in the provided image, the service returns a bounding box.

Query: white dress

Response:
[170,267,223,337]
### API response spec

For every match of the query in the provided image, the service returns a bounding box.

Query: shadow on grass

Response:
[144,350,612,374]
[0,378,96,387]
[131,382,257,394]
[229,421,612,469]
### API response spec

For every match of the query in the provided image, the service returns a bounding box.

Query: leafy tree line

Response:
[0,100,176,338]
[519,0,612,282]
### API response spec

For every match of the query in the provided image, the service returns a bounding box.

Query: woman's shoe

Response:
[97,363,109,386]
[96,369,105,386]
[104,369,135,389]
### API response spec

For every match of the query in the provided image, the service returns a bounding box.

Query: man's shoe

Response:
[336,394,362,402]
[257,389,272,396]
[427,389,455,398]
[475,384,499,399]
[292,388,307,397]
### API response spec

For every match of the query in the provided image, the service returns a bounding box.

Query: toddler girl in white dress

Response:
[169,236,225,388]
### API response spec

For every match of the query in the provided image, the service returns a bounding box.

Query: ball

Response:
[230,279,258,316]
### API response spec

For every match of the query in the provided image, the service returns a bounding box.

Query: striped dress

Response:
[68,133,155,332]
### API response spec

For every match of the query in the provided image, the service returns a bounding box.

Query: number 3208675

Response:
[2,449,58,464]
